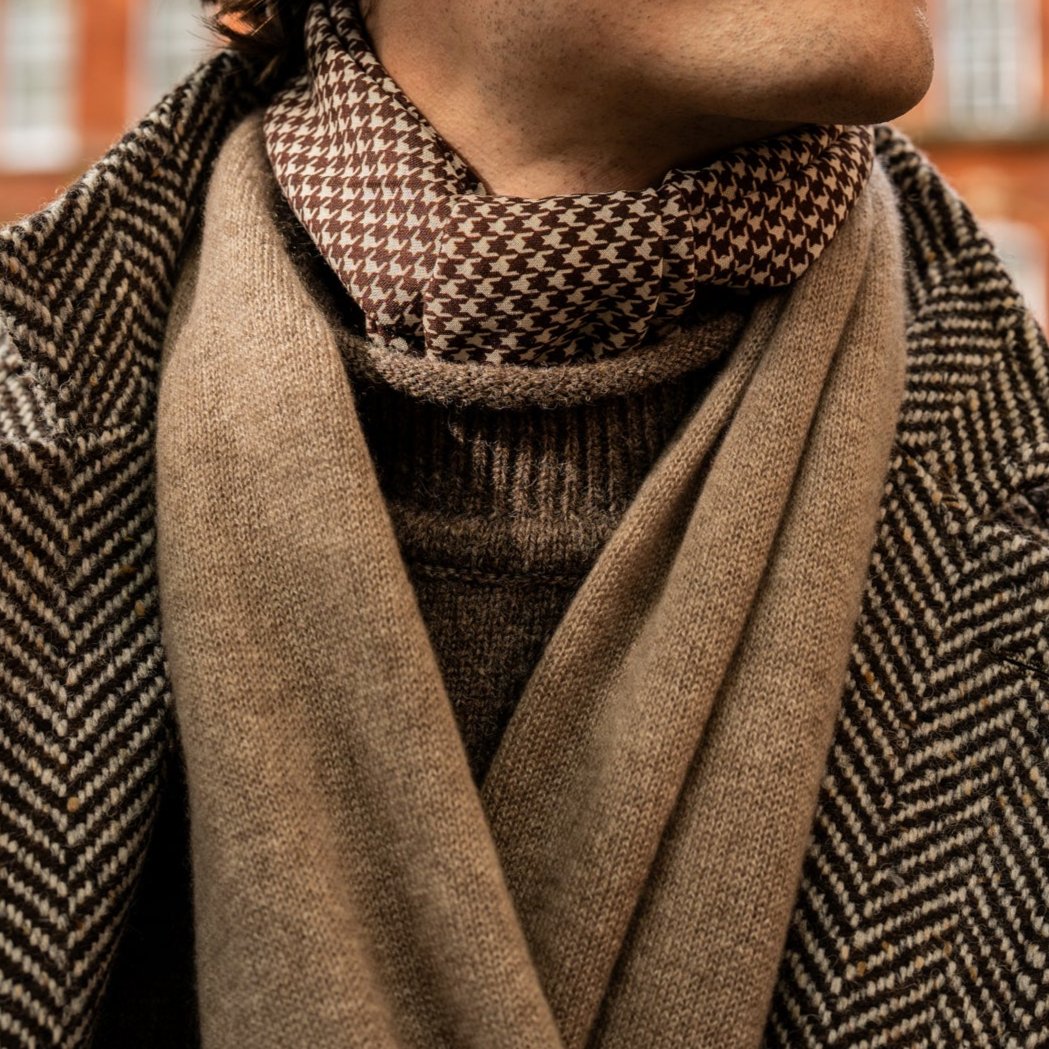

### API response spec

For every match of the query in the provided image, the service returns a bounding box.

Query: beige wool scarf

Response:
[154,114,908,1048]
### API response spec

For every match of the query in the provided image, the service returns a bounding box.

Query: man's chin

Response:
[687,7,936,129]
[740,50,936,129]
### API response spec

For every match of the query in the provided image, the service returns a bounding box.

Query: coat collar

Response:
[874,132,1049,681]
[0,50,266,441]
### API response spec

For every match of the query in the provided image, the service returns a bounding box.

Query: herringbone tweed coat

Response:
[0,51,1047,1049]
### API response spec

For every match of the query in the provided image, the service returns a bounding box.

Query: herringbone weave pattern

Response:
[0,51,1046,1049]
[0,54,263,1047]
[763,138,1049,1046]
[263,0,874,365]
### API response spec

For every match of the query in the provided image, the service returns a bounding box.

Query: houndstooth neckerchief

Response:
[263,0,876,366]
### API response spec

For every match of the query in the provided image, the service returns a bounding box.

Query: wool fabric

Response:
[2,47,1049,1040]
[4,48,1049,1049]
[263,0,875,365]
[152,111,908,1049]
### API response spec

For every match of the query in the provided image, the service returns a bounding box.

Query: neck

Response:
[361,4,795,198]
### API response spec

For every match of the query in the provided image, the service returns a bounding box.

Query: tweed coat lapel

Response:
[0,53,264,1046]
[762,143,1049,1045]
[0,52,1047,1048]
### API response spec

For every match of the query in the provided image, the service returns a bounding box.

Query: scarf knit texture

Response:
[263,0,875,365]
[150,106,907,1048]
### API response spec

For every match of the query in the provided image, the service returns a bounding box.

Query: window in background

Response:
[943,0,1043,130]
[0,0,77,171]
[984,219,1049,328]
[131,0,214,118]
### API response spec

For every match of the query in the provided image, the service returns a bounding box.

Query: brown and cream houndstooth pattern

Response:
[1,48,1049,1049]
[263,0,876,365]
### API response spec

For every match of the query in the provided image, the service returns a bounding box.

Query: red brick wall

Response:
[0,170,77,221]
[80,0,132,161]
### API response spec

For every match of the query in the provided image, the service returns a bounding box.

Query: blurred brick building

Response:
[895,0,1049,325]
[0,0,213,223]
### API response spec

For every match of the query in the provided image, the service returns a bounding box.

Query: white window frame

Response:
[128,0,214,120]
[941,0,1043,130]
[0,0,78,172]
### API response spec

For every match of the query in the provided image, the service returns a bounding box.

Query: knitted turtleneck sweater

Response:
[353,364,722,781]
[89,116,750,1046]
